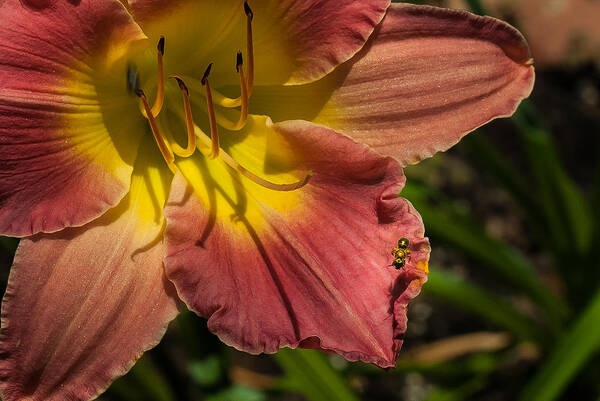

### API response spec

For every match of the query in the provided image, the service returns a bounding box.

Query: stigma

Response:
[130,2,309,192]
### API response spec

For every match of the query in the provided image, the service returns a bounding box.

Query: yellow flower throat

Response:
[128,1,310,192]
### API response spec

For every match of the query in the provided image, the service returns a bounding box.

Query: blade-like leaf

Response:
[462,133,548,241]
[205,386,266,401]
[274,348,361,401]
[0,236,18,253]
[512,101,593,258]
[107,355,176,401]
[425,375,489,401]
[518,288,600,401]
[402,183,567,329]
[424,269,544,344]
[130,357,177,401]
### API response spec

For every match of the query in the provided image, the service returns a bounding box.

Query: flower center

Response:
[128,2,309,191]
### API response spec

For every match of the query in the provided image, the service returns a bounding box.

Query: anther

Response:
[135,89,176,173]
[201,63,213,86]
[230,52,249,130]
[150,36,166,117]
[157,36,165,55]
[236,51,243,73]
[174,76,188,94]
[244,1,253,20]
[201,63,220,159]
[168,76,197,158]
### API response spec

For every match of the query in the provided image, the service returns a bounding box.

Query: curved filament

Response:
[202,64,220,159]
[139,37,166,119]
[219,150,311,191]
[190,110,311,192]
[151,36,165,117]
[231,52,248,131]
[136,89,177,174]
[168,76,197,157]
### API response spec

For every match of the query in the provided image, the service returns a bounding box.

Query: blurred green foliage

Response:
[1,0,598,400]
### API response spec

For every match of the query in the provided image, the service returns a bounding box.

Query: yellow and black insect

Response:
[390,237,411,270]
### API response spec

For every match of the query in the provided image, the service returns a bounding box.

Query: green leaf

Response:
[274,348,361,401]
[0,236,18,253]
[130,357,177,401]
[402,182,568,328]
[518,289,600,401]
[108,355,176,401]
[188,355,222,387]
[205,386,266,401]
[512,101,593,257]
[349,350,500,380]
[425,375,489,401]
[462,133,548,240]
[106,376,146,401]
[424,269,544,344]
[463,0,488,15]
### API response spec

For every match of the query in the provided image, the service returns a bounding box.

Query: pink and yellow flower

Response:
[0,0,534,400]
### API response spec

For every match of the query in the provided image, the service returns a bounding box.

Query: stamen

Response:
[135,89,177,174]
[151,36,165,117]
[179,2,254,109]
[202,63,220,159]
[231,51,248,130]
[244,1,255,97]
[166,76,197,157]
[139,37,166,119]
[180,54,248,132]
[129,10,306,191]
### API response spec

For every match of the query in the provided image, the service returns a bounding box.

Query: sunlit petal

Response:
[0,0,149,237]
[128,0,389,85]
[164,119,429,367]
[0,143,179,401]
[249,3,535,166]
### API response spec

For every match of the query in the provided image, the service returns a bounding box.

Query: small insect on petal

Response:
[390,237,411,270]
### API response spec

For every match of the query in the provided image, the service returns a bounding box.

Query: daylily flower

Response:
[0,0,534,400]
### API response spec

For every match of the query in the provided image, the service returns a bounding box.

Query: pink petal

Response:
[0,158,180,401]
[314,3,535,165]
[0,0,147,237]
[127,0,390,85]
[164,120,429,367]
[249,3,534,166]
